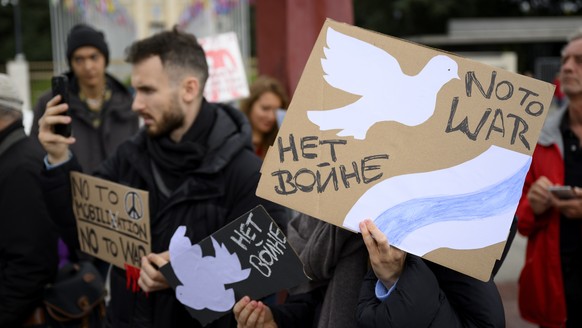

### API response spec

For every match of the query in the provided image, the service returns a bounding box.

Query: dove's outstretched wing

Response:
[322,27,403,96]
[210,237,251,284]
[169,226,204,288]
[173,237,251,313]
[169,226,200,263]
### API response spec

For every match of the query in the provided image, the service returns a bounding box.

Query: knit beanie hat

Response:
[66,24,109,66]
[0,74,23,112]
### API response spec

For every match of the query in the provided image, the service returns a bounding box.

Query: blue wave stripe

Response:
[375,158,531,245]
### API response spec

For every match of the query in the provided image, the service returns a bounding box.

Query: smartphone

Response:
[51,75,72,137]
[548,186,576,200]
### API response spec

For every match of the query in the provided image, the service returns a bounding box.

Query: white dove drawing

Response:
[169,226,251,312]
[307,27,460,140]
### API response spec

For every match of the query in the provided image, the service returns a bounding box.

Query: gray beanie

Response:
[66,23,110,66]
[0,74,23,112]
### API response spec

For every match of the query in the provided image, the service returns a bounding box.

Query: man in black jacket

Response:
[0,74,58,326]
[37,27,286,327]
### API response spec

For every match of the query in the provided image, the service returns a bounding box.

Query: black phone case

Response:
[51,75,72,137]
[549,187,576,200]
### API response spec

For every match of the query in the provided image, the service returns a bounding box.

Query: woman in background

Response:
[240,76,291,308]
[240,76,289,159]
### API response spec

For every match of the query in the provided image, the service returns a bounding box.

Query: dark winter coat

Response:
[269,214,368,328]
[31,72,138,174]
[0,122,59,326]
[356,255,505,328]
[41,101,287,327]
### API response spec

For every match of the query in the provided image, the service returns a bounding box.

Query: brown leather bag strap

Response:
[43,293,106,322]
[22,306,46,327]
[45,305,73,322]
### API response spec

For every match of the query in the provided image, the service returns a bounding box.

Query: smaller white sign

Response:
[200,32,249,103]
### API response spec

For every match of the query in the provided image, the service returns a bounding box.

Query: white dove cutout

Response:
[169,226,251,312]
[307,27,460,140]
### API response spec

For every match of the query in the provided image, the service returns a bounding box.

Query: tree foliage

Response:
[2,0,581,65]
[0,0,52,64]
[354,0,582,38]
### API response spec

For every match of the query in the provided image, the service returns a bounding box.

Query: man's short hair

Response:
[125,26,209,91]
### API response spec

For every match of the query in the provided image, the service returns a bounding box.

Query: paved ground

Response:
[494,234,537,328]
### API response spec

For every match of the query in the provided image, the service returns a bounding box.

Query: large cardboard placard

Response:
[257,19,555,281]
[70,172,151,269]
[161,205,308,326]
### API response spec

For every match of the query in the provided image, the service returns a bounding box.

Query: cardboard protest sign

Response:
[160,205,309,326]
[256,19,555,281]
[200,32,249,103]
[70,172,151,269]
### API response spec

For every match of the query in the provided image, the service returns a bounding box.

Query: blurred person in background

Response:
[0,74,58,327]
[240,76,289,159]
[31,23,139,277]
[31,23,138,175]
[517,29,582,328]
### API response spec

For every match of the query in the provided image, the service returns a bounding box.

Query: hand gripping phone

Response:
[51,75,72,137]
[548,186,576,200]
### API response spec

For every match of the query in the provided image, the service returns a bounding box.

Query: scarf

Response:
[146,102,216,191]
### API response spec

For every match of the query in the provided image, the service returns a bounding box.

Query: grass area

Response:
[30,78,51,106]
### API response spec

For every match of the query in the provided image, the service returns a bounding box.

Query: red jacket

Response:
[516,108,567,327]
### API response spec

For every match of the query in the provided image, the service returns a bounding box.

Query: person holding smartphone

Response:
[31,23,138,175]
[31,23,139,281]
[516,29,582,328]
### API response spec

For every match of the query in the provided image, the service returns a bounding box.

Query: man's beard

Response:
[148,97,184,138]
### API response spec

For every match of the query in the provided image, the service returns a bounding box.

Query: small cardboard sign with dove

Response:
[256,19,555,281]
[160,205,309,326]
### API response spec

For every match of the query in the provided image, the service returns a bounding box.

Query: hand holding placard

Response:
[70,172,151,269]
[160,205,309,326]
